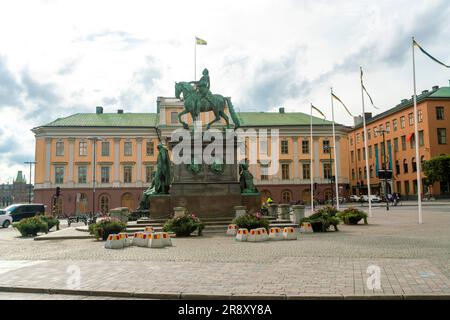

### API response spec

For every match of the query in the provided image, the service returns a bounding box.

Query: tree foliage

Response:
[422,154,450,185]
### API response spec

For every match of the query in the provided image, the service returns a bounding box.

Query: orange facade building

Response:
[347,85,450,198]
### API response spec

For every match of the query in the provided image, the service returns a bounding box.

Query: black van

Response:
[4,204,46,222]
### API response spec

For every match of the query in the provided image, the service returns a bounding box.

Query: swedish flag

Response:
[196,37,207,45]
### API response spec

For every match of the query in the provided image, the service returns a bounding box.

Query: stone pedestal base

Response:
[241,193,261,215]
[148,194,171,219]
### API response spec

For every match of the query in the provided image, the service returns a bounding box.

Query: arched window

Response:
[281,190,292,204]
[403,159,408,173]
[99,194,110,214]
[323,189,333,201]
[302,189,311,204]
[412,157,417,172]
[364,166,367,179]
[395,160,400,175]
[76,193,88,214]
[121,193,134,210]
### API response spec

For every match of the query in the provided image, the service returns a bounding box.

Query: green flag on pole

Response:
[196,37,207,45]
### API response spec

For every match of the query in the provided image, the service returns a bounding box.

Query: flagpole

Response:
[310,104,314,214]
[360,67,373,218]
[331,88,340,210]
[412,36,423,224]
[194,36,197,80]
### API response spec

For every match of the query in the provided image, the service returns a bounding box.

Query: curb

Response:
[0,286,449,300]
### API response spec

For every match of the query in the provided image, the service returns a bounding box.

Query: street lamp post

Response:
[24,161,36,203]
[324,143,335,204]
[378,129,390,211]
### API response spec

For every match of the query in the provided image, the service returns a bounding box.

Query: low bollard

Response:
[226,224,238,236]
[248,228,265,242]
[300,222,313,233]
[156,232,172,247]
[132,232,143,246]
[269,227,283,241]
[148,233,165,248]
[105,234,124,249]
[283,227,298,240]
[235,228,249,242]
[118,233,132,247]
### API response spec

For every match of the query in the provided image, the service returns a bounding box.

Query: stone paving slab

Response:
[0,257,449,299]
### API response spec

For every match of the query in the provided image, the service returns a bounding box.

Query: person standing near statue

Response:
[190,68,214,119]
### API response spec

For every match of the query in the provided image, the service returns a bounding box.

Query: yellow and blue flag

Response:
[196,37,207,45]
[361,67,379,110]
[332,93,354,117]
[311,104,326,120]
[414,39,449,68]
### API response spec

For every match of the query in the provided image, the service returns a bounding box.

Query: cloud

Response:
[0,56,22,108]
[81,30,147,50]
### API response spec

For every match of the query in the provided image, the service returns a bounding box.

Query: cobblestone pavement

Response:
[0,206,449,298]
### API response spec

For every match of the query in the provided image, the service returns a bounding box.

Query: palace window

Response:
[351,151,354,163]
[124,141,132,156]
[281,190,292,204]
[386,122,390,133]
[100,195,110,214]
[146,166,154,183]
[123,166,132,183]
[412,158,417,172]
[323,140,330,153]
[357,149,361,161]
[418,109,423,123]
[419,130,424,146]
[405,181,410,194]
[302,140,309,154]
[395,160,400,175]
[363,147,366,160]
[396,181,402,194]
[101,141,110,156]
[394,138,399,152]
[281,163,290,180]
[302,163,311,180]
[171,112,178,124]
[373,128,378,137]
[260,165,269,181]
[281,140,289,154]
[408,113,414,126]
[369,146,373,159]
[101,166,110,183]
[55,166,64,184]
[352,169,355,180]
[323,163,332,180]
[400,116,405,129]
[393,119,398,131]
[436,106,445,120]
[56,141,64,156]
[437,128,447,145]
[146,141,154,156]
[403,159,408,174]
[370,165,374,178]
[78,166,87,184]
[401,136,406,151]
[368,129,371,140]
[79,141,88,156]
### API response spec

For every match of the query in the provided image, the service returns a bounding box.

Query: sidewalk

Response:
[1,258,449,299]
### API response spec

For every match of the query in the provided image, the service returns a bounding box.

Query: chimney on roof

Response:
[354,116,363,127]
[432,85,439,91]
[364,112,372,120]
[96,106,103,114]
[279,107,285,114]
[117,109,124,114]
[422,90,429,94]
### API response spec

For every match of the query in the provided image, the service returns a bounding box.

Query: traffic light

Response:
[56,186,61,197]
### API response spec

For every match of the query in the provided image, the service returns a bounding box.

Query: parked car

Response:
[360,195,382,203]
[0,210,13,228]
[2,204,46,222]
[349,195,361,202]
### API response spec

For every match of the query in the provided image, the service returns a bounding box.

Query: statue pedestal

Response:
[148,194,171,219]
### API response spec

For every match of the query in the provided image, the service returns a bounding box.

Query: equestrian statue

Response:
[174,68,241,130]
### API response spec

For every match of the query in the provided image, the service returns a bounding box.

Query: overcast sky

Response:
[0,0,449,184]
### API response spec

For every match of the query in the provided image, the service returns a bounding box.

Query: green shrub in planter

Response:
[38,215,60,231]
[232,213,270,231]
[163,214,205,237]
[13,216,48,237]
[337,208,368,225]
[89,218,127,241]
[300,206,340,232]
